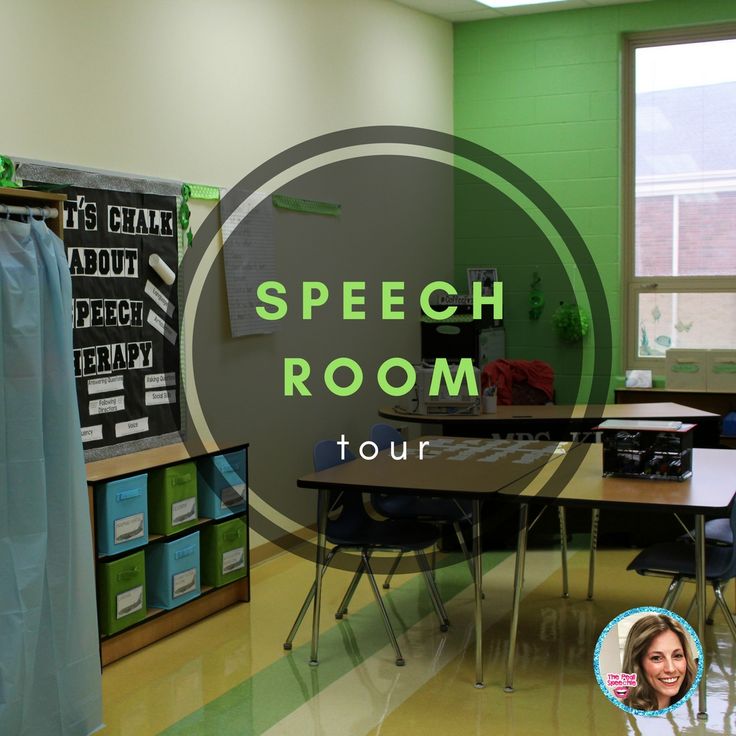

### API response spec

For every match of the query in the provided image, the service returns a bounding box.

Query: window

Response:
[623,28,736,366]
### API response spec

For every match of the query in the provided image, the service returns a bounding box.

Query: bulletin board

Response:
[19,161,184,460]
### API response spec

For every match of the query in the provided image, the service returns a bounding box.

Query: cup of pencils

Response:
[482,386,497,414]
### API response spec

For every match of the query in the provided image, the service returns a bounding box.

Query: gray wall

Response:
[188,156,453,543]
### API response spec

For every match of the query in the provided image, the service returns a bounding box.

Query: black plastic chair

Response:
[366,423,475,591]
[677,517,734,622]
[627,506,736,641]
[283,440,449,666]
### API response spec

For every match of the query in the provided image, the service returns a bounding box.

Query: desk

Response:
[297,436,578,688]
[615,389,736,448]
[500,443,736,718]
[379,402,720,448]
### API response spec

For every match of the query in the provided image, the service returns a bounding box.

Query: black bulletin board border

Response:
[16,160,187,462]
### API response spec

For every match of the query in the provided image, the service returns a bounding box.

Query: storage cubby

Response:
[86,441,250,665]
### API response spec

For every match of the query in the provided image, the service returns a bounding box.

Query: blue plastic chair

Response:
[368,423,475,591]
[627,504,736,640]
[283,440,449,666]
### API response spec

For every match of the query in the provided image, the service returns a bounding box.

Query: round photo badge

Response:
[593,607,703,717]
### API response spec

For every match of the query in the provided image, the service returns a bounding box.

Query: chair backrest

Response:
[313,439,355,472]
[369,424,414,518]
[370,423,404,451]
[313,440,365,538]
[726,494,736,579]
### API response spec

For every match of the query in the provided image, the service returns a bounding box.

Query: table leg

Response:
[696,513,707,720]
[558,507,569,598]
[505,503,529,693]
[587,508,600,601]
[473,499,484,688]
[310,488,329,666]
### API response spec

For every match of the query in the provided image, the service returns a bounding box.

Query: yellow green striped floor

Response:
[99,544,736,735]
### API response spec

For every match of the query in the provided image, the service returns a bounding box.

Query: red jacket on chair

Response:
[481,359,554,406]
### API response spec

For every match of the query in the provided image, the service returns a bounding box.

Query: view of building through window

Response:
[633,37,736,358]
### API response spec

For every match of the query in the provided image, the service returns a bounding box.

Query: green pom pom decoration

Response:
[0,155,19,188]
[552,303,590,343]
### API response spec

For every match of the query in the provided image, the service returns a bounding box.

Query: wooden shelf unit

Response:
[0,185,65,238]
[87,441,250,666]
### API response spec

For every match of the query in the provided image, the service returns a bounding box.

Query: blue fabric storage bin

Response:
[197,450,247,519]
[95,473,148,556]
[146,531,201,610]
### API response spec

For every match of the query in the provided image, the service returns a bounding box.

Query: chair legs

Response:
[287,544,448,665]
[283,547,338,650]
[361,550,405,666]
[685,594,718,626]
[661,577,685,610]
[382,551,403,590]
[416,550,450,630]
[712,582,736,641]
[335,556,365,619]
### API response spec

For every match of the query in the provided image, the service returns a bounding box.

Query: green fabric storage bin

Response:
[201,517,248,588]
[148,461,199,536]
[97,550,146,635]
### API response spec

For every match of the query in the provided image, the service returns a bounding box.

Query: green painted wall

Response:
[454,0,736,402]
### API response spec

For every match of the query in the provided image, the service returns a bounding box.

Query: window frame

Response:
[622,24,736,370]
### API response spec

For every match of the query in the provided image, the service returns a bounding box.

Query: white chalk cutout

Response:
[149,253,176,286]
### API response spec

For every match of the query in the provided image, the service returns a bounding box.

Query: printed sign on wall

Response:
[57,185,181,449]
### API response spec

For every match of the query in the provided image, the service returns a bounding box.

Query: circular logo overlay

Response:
[183,126,613,570]
[594,607,703,717]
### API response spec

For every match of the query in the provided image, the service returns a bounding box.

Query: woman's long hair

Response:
[622,614,696,711]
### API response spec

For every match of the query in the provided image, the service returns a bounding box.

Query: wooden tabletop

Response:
[298,436,736,515]
[378,402,718,423]
[500,444,736,515]
[297,436,574,498]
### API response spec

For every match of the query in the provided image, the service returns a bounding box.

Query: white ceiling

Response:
[392,0,654,23]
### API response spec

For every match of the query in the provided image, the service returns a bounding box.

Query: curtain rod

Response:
[0,203,59,218]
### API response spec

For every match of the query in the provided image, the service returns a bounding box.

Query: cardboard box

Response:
[665,349,707,390]
[706,350,736,392]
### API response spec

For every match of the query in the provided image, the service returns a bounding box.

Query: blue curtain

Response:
[0,216,102,735]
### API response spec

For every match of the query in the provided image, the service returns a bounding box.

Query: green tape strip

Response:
[186,183,220,200]
[713,363,736,374]
[272,194,341,216]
